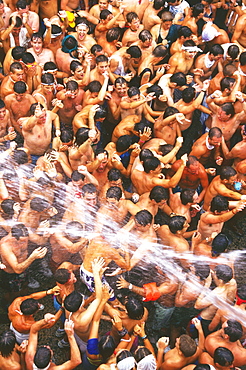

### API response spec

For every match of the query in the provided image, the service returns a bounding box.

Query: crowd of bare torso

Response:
[2,0,246,369]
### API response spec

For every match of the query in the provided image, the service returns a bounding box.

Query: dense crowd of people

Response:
[1,0,246,369]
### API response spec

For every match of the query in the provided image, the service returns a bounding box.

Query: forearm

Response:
[168,164,185,187]
[67,335,82,367]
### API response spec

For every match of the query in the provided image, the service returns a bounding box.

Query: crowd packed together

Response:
[1,0,246,369]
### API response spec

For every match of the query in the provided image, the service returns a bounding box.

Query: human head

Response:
[64,291,84,312]
[76,19,89,40]
[182,87,196,103]
[107,168,122,186]
[116,350,136,370]
[51,24,62,39]
[182,39,200,59]
[220,166,237,184]
[193,262,210,281]
[178,335,197,357]
[239,51,246,66]
[169,215,188,234]
[125,296,144,320]
[34,347,52,369]
[13,81,27,102]
[82,183,98,207]
[177,26,192,40]
[211,233,230,256]
[16,0,28,12]
[54,268,71,284]
[146,84,163,99]
[65,80,79,99]
[215,264,233,283]
[161,11,174,28]
[170,72,186,88]
[114,77,128,97]
[75,127,90,146]
[22,51,36,66]
[208,127,222,147]
[209,44,224,61]
[41,73,55,95]
[10,62,24,82]
[96,54,109,74]
[210,195,229,213]
[61,35,78,54]
[180,189,197,205]
[152,44,168,59]
[11,46,26,61]
[0,331,16,358]
[106,27,121,43]
[186,155,200,175]
[11,223,29,239]
[106,186,122,205]
[153,0,164,10]
[100,8,112,20]
[1,199,15,216]
[223,63,237,77]
[214,347,234,367]
[139,29,153,47]
[98,335,116,363]
[126,12,140,31]
[220,77,235,94]
[30,197,51,213]
[70,60,83,79]
[218,103,235,122]
[126,45,142,59]
[31,32,43,54]
[116,135,132,153]
[99,0,109,10]
[91,44,103,56]
[149,186,169,206]
[226,44,239,62]
[134,210,153,232]
[143,157,162,173]
[43,61,58,75]
[223,320,243,342]
[135,347,156,368]
[20,298,39,315]
[191,3,204,18]
[71,170,85,188]
[65,221,84,241]
[9,15,22,36]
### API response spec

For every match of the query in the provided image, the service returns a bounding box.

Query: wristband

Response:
[139,140,144,143]
[128,283,133,290]
[141,335,147,340]
[120,338,131,342]
[118,328,128,337]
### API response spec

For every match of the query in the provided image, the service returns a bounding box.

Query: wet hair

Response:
[210,44,223,56]
[158,144,174,156]
[43,61,58,72]
[143,156,161,173]
[209,127,222,139]
[0,330,16,358]
[70,60,82,73]
[126,45,142,59]
[215,264,233,283]
[116,350,134,363]
[210,195,229,213]
[224,320,243,342]
[31,32,43,41]
[169,215,186,234]
[34,347,52,369]
[75,127,90,146]
[64,291,84,312]
[180,189,196,205]
[220,102,235,117]
[0,226,8,240]
[178,26,192,39]
[0,100,4,109]
[214,347,234,366]
[106,27,121,42]
[13,149,28,165]
[95,105,107,120]
[139,148,153,162]
[106,186,122,201]
[115,77,127,86]
[183,39,196,49]
[135,209,153,226]
[9,15,22,27]
[66,80,78,91]
[82,183,97,195]
[182,87,195,103]
[220,77,235,92]
[76,17,89,29]
[125,296,144,320]
[134,121,151,134]
[11,46,26,60]
[187,155,199,167]
[11,224,29,239]
[223,63,237,77]
[163,106,179,118]
[29,103,43,116]
[54,268,71,284]
[91,44,103,55]
[41,72,54,85]
[13,81,27,94]
[100,9,112,19]
[193,262,210,281]
[227,44,239,61]
[179,334,197,357]
[146,84,163,98]
[65,221,84,240]
[96,54,108,64]
[71,170,85,182]
[135,347,152,362]
[16,0,27,8]
[150,186,169,203]
[139,29,152,42]
[212,233,229,255]
[126,11,139,23]
[170,72,186,87]
[20,298,39,315]
[128,86,140,98]
[61,129,73,144]
[107,168,122,182]
[116,135,132,152]
[161,10,174,21]
[98,335,116,362]
[153,0,164,10]
[30,197,51,212]
[239,51,246,66]
[22,52,35,64]
[220,166,236,180]
[192,3,204,17]
[152,44,168,58]
[237,284,246,300]
[10,62,23,73]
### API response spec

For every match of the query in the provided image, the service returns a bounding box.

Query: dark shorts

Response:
[0,270,28,292]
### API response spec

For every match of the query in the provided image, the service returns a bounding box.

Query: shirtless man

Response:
[231,13,246,50]
[0,62,25,99]
[142,0,163,30]
[27,33,55,66]
[109,45,142,82]
[133,30,156,63]
[157,215,190,253]
[158,72,187,108]
[112,114,148,142]
[168,40,201,75]
[203,166,246,211]
[89,56,114,85]
[107,77,128,121]
[39,0,58,19]
[12,0,39,33]
[221,125,246,166]
[70,19,96,52]
[95,6,124,46]
[0,330,26,370]
[122,12,144,47]
[169,189,199,224]
[198,195,245,240]
[0,100,16,142]
[5,81,35,134]
[131,154,187,195]
[61,0,82,11]
[190,127,223,167]
[169,25,193,55]
[154,107,182,145]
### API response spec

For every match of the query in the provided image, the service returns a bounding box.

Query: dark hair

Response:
[91,44,103,55]
[135,209,153,226]
[182,87,195,103]
[54,268,71,284]
[16,0,27,8]
[116,135,132,152]
[106,186,122,201]
[76,17,89,29]
[209,127,222,139]
[210,195,229,213]
[153,0,164,10]
[75,127,90,146]
[13,81,27,95]
[212,233,229,255]
[9,15,22,27]
[94,105,107,120]
[183,39,196,49]
[220,102,235,117]
[179,334,197,357]
[169,215,186,234]
[22,52,35,64]
[210,44,224,56]
[139,148,153,162]
[71,170,85,182]
[139,29,152,42]
[116,350,134,363]
[187,155,199,167]
[134,121,151,134]
[150,186,168,203]
[180,189,196,205]
[158,144,173,156]
[70,60,82,73]
[223,63,237,77]
[239,51,246,66]
[61,129,73,144]
[163,106,179,119]
[51,24,62,36]
[66,80,78,91]
[0,226,8,240]
[30,102,44,115]
[107,168,122,182]
[126,11,138,23]
[170,72,187,87]
[128,86,140,98]
[115,77,127,86]
[100,9,112,19]
[193,262,210,281]
[224,320,243,342]
[135,347,152,362]
[220,77,235,92]
[125,296,144,320]
[193,366,210,370]
[64,291,84,312]
[82,183,97,195]
[11,224,28,239]
[62,35,77,52]
[215,264,233,283]
[178,26,192,39]
[34,347,52,369]
[192,3,204,17]
[31,32,43,41]
[43,61,58,71]
[227,44,239,61]
[106,27,121,42]
[143,157,161,173]
[30,197,50,212]
[41,73,54,85]
[98,335,116,362]
[0,100,4,109]
[220,166,236,180]
[214,347,234,366]
[20,298,39,315]
[0,330,16,358]
[146,84,163,98]
[152,44,168,58]
[11,46,26,60]
[126,45,142,58]
[237,284,246,300]
[161,11,174,21]
[96,54,108,64]
[10,62,23,73]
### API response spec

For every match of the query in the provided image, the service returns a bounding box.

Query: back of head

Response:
[139,148,153,162]
[135,209,153,226]
[214,347,234,367]
[182,87,195,103]
[179,334,197,357]
[11,223,29,239]
[13,149,28,165]
[139,29,152,42]
[98,335,116,362]
[193,262,210,281]
[116,135,132,152]
[41,72,54,85]
[34,346,52,369]
[75,127,90,146]
[223,63,237,77]
[153,0,164,10]
[227,44,239,61]
[94,105,107,120]
[194,366,211,370]
[239,51,246,66]
[161,11,174,22]
[143,156,160,173]
[22,52,35,65]
[210,195,229,213]
[12,46,26,61]
[1,199,15,216]
[54,268,71,284]
[192,3,204,17]
[180,189,196,205]
[163,106,179,119]
[62,35,78,53]
[169,215,186,234]
[10,61,23,73]
[128,86,140,98]
[224,320,243,342]
[116,349,135,369]
[209,127,222,139]
[71,170,85,182]
[64,291,84,312]
[150,186,169,203]
[0,330,16,358]
[106,186,122,201]
[215,264,233,283]
[170,72,186,87]
[20,298,39,315]
[106,27,121,42]
[152,44,168,58]
[211,233,229,256]
[91,44,103,55]
[125,296,144,320]
[126,45,142,59]
[220,166,236,180]
[210,44,223,56]
[178,26,192,39]
[146,84,163,99]
[158,144,173,156]
[30,197,50,212]
[220,77,235,92]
